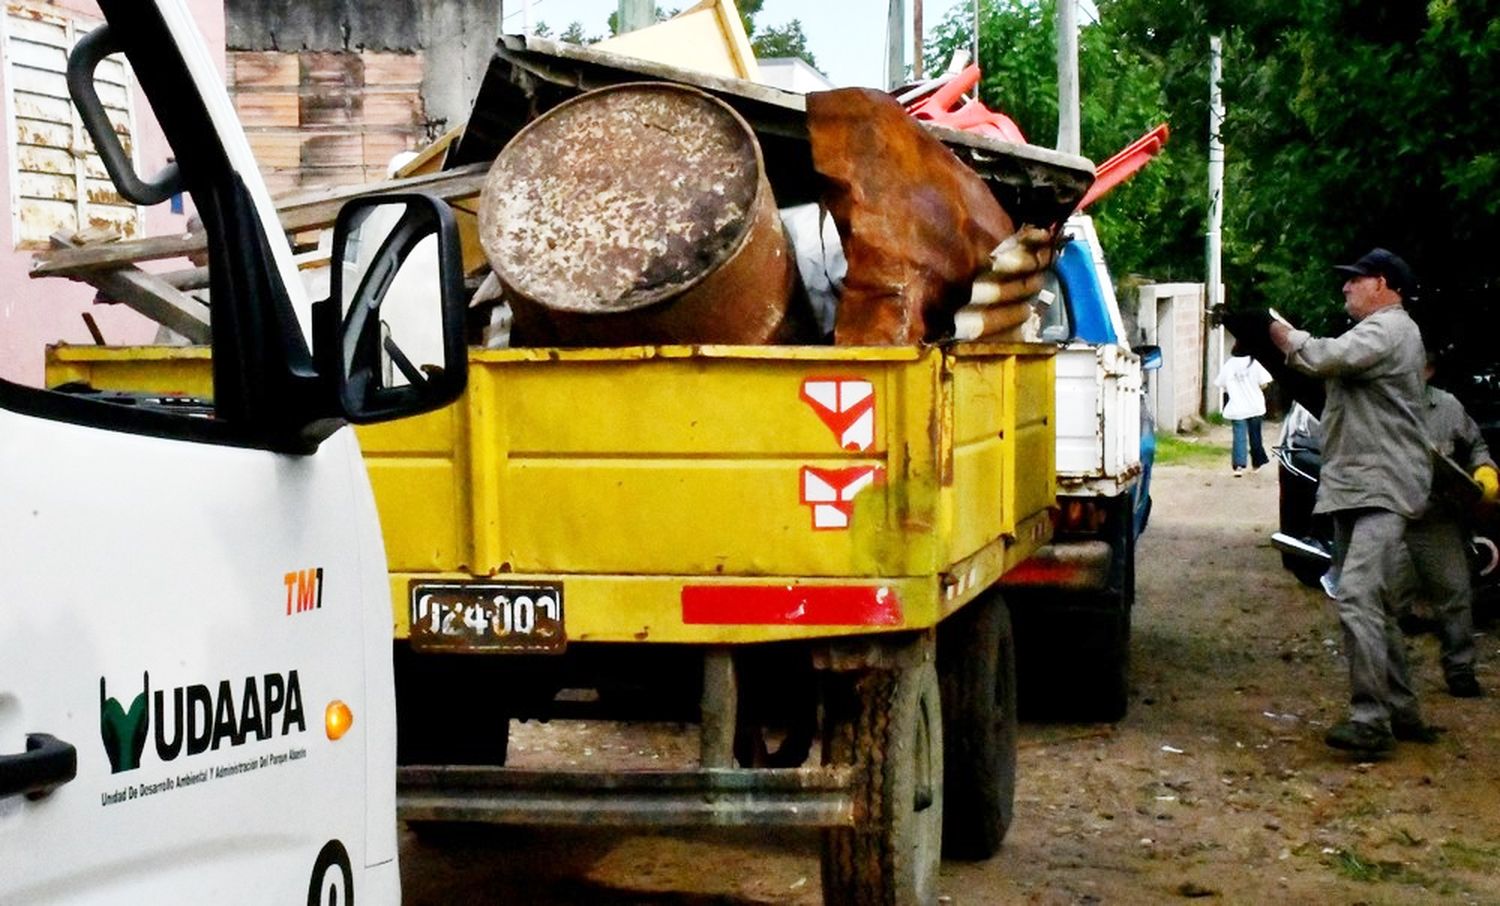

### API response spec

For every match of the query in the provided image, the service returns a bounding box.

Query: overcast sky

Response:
[502,1,983,89]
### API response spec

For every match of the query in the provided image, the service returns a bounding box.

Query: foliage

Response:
[923,0,1500,341]
[924,1,1182,286]
[559,22,594,44]
[594,1,817,69]
[752,20,818,69]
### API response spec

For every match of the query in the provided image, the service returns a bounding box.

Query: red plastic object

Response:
[904,64,1027,145]
[1077,122,1170,210]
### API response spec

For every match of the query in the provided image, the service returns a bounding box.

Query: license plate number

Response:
[409,581,565,653]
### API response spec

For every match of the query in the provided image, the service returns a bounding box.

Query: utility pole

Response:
[1204,34,1226,416]
[887,0,905,89]
[973,0,981,63]
[913,0,924,80]
[618,0,654,34]
[1056,0,1079,155]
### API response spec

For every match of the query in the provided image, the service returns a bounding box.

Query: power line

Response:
[502,0,547,22]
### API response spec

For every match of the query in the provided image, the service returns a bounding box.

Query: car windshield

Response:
[1279,403,1321,453]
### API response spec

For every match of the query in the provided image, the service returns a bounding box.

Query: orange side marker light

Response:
[325,700,354,740]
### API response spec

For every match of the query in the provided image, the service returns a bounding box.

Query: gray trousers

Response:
[1332,509,1422,729]
[1400,513,1476,678]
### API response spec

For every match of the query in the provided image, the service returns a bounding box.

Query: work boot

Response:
[1324,720,1394,754]
[1447,672,1482,698]
[1391,715,1445,744]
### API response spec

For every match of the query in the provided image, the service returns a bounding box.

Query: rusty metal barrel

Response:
[477,82,811,346]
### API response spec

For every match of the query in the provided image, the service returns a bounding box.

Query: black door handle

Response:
[0,734,78,800]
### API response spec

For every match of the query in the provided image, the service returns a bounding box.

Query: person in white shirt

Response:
[1215,354,1275,475]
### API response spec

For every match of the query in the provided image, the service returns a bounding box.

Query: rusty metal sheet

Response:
[483,84,760,314]
[453,35,1096,227]
[480,82,812,346]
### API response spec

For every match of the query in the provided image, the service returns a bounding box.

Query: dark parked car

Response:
[1271,403,1500,612]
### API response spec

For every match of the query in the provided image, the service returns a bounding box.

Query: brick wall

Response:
[229,50,428,193]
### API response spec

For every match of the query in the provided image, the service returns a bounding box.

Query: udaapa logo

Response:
[100,674,149,773]
[99,670,307,774]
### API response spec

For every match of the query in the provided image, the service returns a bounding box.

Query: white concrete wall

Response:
[1136,282,1207,433]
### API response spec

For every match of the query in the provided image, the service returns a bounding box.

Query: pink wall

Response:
[0,0,224,387]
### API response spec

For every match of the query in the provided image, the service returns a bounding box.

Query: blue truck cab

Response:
[1002,214,1160,720]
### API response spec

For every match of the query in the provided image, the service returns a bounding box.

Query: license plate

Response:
[408,581,565,653]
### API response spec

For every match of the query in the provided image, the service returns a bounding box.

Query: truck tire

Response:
[1014,512,1134,723]
[1077,601,1130,722]
[937,589,1017,860]
[394,644,510,766]
[821,658,944,906]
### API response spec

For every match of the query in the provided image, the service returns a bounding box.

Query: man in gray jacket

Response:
[1401,352,1498,697]
[1270,248,1436,754]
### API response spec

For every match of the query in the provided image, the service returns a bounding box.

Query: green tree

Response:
[1086,0,1500,334]
[560,21,594,44]
[924,1,1179,284]
[752,19,818,69]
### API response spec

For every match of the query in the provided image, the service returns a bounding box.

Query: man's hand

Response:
[1218,307,1274,346]
[1475,464,1500,505]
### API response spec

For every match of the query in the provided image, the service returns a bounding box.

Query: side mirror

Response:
[318,193,467,423]
[1134,344,1163,372]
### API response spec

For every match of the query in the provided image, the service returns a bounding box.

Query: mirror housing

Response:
[316,193,468,424]
[1134,344,1163,372]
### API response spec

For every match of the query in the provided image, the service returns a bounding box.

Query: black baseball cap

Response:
[1334,248,1416,296]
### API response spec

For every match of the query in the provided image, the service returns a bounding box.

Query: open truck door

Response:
[0,1,466,902]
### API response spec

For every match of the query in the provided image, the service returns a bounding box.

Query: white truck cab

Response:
[0,1,468,901]
[1003,213,1161,721]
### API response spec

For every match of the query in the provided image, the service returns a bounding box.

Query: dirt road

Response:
[401,453,1500,904]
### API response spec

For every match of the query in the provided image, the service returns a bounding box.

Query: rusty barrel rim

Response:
[479,81,770,316]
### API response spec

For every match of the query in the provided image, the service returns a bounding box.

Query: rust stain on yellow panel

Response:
[47,342,1057,646]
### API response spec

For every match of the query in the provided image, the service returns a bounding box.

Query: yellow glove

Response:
[1475,464,1500,504]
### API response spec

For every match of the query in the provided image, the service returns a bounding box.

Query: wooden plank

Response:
[231,51,298,89]
[31,162,492,277]
[363,91,422,127]
[82,204,141,240]
[8,64,68,98]
[14,144,75,176]
[295,167,366,189]
[17,199,77,245]
[6,38,66,70]
[234,92,299,128]
[4,13,68,47]
[360,51,424,86]
[13,116,71,148]
[298,91,360,127]
[248,132,303,168]
[300,51,361,89]
[17,170,76,200]
[12,91,72,122]
[301,133,362,169]
[82,178,129,208]
[50,234,210,342]
[363,132,414,170]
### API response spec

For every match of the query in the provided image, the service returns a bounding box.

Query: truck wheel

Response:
[937,589,1016,860]
[394,645,510,766]
[821,657,944,906]
[1080,602,1130,722]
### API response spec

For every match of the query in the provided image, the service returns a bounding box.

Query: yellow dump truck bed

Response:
[47,342,1055,644]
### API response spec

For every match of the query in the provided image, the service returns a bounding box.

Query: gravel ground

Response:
[402,448,1500,904]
